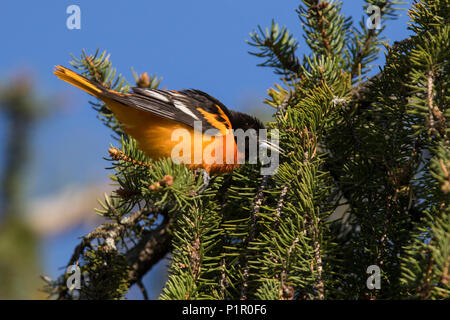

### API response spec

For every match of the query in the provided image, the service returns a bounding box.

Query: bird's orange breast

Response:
[104,98,241,174]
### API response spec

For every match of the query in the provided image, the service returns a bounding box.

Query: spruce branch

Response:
[108,147,153,169]
[311,0,332,56]
[240,175,270,300]
[274,184,289,227]
[311,225,324,300]
[45,0,449,300]
[349,1,388,80]
[126,214,172,286]
[297,0,352,62]
[349,1,406,81]
[248,20,302,78]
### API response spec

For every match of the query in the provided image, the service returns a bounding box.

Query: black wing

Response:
[106,87,234,135]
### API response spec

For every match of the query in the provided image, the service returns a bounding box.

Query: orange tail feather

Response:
[53,65,102,98]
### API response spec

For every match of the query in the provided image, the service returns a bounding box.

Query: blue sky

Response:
[0,0,413,299]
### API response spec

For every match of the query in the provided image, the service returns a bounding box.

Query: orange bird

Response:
[54,66,275,175]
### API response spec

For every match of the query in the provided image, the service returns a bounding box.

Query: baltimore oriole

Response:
[54,65,278,175]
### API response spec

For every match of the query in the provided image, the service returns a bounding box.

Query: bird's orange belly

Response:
[104,99,240,174]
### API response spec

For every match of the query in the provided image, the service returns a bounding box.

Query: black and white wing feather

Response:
[107,87,234,134]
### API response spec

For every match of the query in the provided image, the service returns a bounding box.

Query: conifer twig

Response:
[274,184,289,223]
[311,0,332,56]
[108,147,152,168]
[57,209,171,299]
[311,225,324,300]
[350,2,388,79]
[126,215,172,286]
[240,174,269,300]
